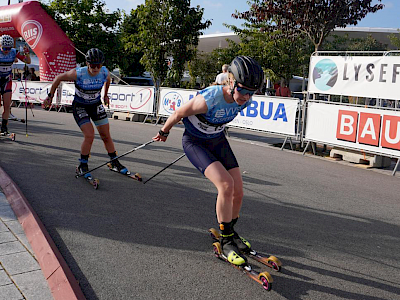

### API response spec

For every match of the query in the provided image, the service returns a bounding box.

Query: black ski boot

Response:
[108,152,129,174]
[77,158,91,179]
[1,119,9,135]
[219,222,246,266]
[231,217,252,253]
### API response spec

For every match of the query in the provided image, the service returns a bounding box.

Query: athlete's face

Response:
[87,62,102,75]
[233,82,256,105]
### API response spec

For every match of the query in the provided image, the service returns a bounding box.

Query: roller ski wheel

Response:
[75,167,99,189]
[209,228,282,272]
[106,163,142,182]
[0,132,16,141]
[212,241,273,291]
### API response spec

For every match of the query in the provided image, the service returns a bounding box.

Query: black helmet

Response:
[229,56,264,90]
[85,48,105,64]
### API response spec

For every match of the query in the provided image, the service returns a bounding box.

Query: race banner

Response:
[308,55,400,100]
[107,85,155,114]
[228,95,299,136]
[305,101,400,157]
[157,87,299,137]
[59,84,155,114]
[157,87,198,117]
[11,80,53,104]
[108,85,155,114]
[59,82,74,106]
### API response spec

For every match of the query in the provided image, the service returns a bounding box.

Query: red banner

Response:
[0,1,76,81]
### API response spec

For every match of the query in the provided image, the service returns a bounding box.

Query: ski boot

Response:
[231,218,252,253]
[231,218,281,271]
[109,158,129,175]
[77,160,91,179]
[219,222,247,266]
[76,159,99,189]
[1,122,9,135]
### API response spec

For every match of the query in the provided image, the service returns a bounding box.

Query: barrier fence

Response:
[10,50,400,175]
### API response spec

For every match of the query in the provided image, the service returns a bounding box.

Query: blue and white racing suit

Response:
[72,66,109,127]
[182,85,252,174]
[0,49,25,95]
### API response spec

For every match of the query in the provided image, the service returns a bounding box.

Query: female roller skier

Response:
[153,56,264,266]
[0,34,31,134]
[43,48,129,178]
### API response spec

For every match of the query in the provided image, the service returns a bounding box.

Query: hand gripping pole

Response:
[75,140,155,178]
[143,153,186,184]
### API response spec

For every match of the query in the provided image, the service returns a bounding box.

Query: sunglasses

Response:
[236,85,256,96]
[89,63,102,69]
[2,47,11,51]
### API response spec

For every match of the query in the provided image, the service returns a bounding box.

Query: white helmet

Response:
[0,35,14,48]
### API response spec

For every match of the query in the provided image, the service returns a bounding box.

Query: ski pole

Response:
[75,140,155,178]
[143,153,186,184]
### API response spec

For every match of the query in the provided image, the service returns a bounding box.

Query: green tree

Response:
[187,42,240,89]
[119,10,146,77]
[225,8,312,88]
[389,31,400,50]
[233,0,384,52]
[42,0,123,70]
[122,0,211,88]
[322,34,388,52]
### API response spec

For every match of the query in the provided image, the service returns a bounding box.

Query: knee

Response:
[233,187,244,200]
[99,132,111,143]
[84,132,95,143]
[218,178,235,198]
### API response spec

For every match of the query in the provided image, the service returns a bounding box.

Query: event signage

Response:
[0,1,76,81]
[305,102,400,157]
[308,55,400,100]
[107,85,155,114]
[60,83,74,105]
[12,80,53,104]
[157,88,299,137]
[157,87,197,117]
[228,96,298,136]
[59,83,156,115]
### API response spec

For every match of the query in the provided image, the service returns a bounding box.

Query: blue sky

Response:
[1,0,399,35]
[102,0,400,34]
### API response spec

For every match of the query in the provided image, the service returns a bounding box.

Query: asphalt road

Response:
[1,107,400,300]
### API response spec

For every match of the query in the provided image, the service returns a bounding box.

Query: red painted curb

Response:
[0,166,86,300]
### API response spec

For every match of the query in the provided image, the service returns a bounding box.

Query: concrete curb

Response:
[0,166,86,300]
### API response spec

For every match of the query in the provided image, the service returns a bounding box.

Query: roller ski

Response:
[212,224,273,291]
[75,162,99,190]
[106,159,142,182]
[209,227,282,272]
[0,123,15,141]
[0,132,15,141]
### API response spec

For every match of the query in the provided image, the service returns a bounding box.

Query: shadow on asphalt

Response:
[1,116,399,300]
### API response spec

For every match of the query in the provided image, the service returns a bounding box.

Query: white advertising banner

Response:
[108,85,155,114]
[11,80,54,104]
[305,102,400,157]
[228,95,298,136]
[157,87,198,117]
[308,55,400,100]
[60,83,74,106]
[59,83,155,114]
[158,87,299,136]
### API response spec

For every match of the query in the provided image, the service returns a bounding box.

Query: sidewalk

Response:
[0,191,53,300]
[0,166,86,300]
